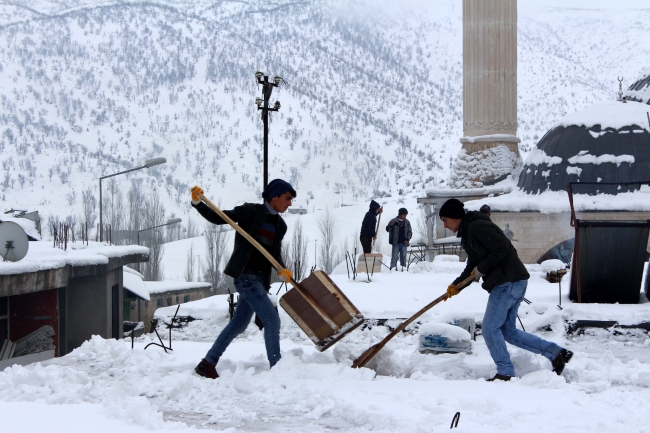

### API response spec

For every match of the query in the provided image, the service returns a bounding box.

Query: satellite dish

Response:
[0,221,29,262]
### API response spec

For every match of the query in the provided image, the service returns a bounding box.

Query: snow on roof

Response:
[0,215,41,240]
[144,280,211,295]
[426,177,516,197]
[0,241,149,276]
[464,185,650,213]
[624,67,650,104]
[123,269,149,301]
[556,101,650,131]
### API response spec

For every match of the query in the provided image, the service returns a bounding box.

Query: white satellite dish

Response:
[0,221,29,262]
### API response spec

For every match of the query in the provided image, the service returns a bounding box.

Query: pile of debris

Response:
[0,325,55,360]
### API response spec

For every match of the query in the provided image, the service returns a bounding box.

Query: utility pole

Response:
[255,71,282,189]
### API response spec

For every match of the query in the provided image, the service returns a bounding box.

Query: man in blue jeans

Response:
[189,179,295,379]
[439,198,573,381]
[386,208,412,270]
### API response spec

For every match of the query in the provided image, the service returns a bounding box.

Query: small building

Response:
[0,241,148,365]
[122,267,211,330]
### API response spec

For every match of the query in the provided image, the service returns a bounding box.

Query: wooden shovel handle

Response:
[372,212,382,247]
[197,193,337,329]
[352,273,476,368]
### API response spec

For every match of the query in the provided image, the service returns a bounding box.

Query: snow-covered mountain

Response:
[0,0,648,229]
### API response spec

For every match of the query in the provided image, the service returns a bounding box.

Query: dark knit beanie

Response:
[439,199,465,219]
[398,208,408,216]
[480,204,491,215]
[262,179,296,201]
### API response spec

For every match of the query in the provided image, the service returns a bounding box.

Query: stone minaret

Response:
[450,0,521,187]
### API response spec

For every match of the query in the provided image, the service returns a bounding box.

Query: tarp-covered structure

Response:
[568,182,650,304]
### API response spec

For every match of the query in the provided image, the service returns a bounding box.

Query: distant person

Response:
[439,198,573,382]
[480,204,491,217]
[360,200,383,254]
[386,208,412,270]
[190,179,295,379]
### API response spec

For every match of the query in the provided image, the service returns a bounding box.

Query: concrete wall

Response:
[435,210,650,264]
[63,267,122,355]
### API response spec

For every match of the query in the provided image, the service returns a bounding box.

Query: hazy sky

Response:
[520,0,649,10]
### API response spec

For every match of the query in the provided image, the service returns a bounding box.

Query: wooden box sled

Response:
[280,270,364,351]
[357,253,383,274]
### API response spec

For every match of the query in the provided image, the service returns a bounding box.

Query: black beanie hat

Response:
[262,179,296,201]
[398,207,408,215]
[439,199,465,219]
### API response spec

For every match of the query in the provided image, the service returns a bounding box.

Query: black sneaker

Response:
[551,349,574,375]
[486,374,512,382]
[195,358,219,379]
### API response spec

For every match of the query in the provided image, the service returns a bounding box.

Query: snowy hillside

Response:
[1,0,649,227]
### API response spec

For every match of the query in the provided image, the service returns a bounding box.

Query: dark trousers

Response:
[360,235,373,254]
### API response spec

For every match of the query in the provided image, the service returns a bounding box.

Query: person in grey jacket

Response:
[190,179,295,379]
[386,207,412,270]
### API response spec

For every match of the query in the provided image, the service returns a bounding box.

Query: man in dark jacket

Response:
[191,179,295,379]
[386,208,412,270]
[360,200,383,254]
[439,198,573,381]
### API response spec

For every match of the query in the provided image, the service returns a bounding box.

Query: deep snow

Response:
[2,256,650,432]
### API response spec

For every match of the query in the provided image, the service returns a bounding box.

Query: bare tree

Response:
[203,219,230,294]
[127,180,146,244]
[82,186,97,229]
[184,243,195,282]
[290,219,309,280]
[140,191,165,281]
[186,215,198,238]
[317,208,337,274]
[413,205,429,245]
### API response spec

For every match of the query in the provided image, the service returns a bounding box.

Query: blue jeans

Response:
[205,271,281,367]
[390,243,408,268]
[482,280,562,376]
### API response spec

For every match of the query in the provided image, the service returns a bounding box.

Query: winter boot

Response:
[195,358,219,379]
[551,349,574,375]
[486,374,512,382]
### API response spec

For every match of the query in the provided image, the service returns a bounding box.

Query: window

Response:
[156,299,163,307]
[175,296,179,303]
[166,297,172,306]
[183,295,190,303]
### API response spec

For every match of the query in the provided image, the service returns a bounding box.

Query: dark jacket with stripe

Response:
[453,211,529,292]
[192,201,287,287]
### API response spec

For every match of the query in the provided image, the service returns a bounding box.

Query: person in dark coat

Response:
[439,198,573,382]
[360,200,383,254]
[386,207,412,270]
[190,179,296,379]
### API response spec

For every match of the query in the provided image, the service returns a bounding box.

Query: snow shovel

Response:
[351,273,476,368]
[197,193,364,352]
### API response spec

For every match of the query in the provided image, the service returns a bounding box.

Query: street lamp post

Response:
[99,157,167,242]
[136,217,182,273]
[255,71,282,189]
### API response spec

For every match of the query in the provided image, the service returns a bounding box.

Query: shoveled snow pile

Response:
[448,146,523,189]
[418,322,472,341]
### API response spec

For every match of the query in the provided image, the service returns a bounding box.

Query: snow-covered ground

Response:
[2,256,650,432]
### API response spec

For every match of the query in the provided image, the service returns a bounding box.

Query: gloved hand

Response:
[472,267,484,282]
[191,186,204,203]
[444,283,458,301]
[278,268,292,282]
